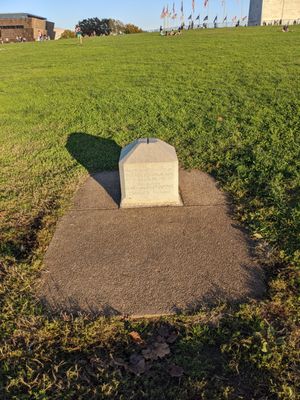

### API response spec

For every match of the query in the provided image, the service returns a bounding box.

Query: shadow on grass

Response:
[66,132,121,173]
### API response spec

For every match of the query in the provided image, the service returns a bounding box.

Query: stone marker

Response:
[119,138,182,208]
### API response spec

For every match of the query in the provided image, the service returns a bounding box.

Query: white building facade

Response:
[248,0,300,26]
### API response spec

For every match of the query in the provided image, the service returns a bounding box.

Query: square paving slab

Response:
[40,170,265,317]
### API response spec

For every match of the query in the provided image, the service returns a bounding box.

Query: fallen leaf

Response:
[168,364,184,378]
[141,348,153,360]
[129,353,146,375]
[129,331,145,345]
[166,331,179,344]
[142,342,171,361]
[129,353,144,365]
[157,325,170,338]
[253,233,263,239]
[154,342,170,359]
[156,335,165,343]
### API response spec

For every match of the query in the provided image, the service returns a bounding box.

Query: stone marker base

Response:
[119,138,182,208]
[120,196,183,209]
[40,169,265,317]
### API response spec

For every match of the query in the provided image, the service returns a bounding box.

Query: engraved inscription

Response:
[125,164,176,200]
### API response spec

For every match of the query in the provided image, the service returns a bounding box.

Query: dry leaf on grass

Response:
[157,325,179,344]
[168,364,184,378]
[157,325,170,337]
[166,331,179,344]
[142,342,170,361]
[129,331,145,345]
[129,353,146,376]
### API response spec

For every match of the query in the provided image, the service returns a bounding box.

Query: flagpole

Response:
[240,0,243,23]
[192,1,195,29]
[281,0,286,24]
[208,1,210,28]
[226,1,228,28]
[167,5,169,30]
[222,1,225,28]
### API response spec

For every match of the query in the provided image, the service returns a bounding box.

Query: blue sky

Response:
[1,0,250,30]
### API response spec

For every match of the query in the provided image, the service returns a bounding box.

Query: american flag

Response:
[166,5,170,17]
[192,0,195,13]
[160,7,166,18]
[204,0,209,7]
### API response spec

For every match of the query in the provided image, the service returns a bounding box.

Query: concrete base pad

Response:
[40,170,265,317]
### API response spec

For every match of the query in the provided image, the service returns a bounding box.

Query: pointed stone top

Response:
[119,138,177,164]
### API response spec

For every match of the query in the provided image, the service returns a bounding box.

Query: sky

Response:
[0,0,250,30]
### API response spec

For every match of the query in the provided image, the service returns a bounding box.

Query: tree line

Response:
[78,18,143,36]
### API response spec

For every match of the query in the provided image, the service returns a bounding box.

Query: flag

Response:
[160,6,166,18]
[232,16,237,22]
[181,1,184,13]
[172,2,177,18]
[192,0,195,12]
[213,15,217,22]
[203,15,208,20]
[196,14,200,20]
[242,15,247,21]
[223,15,227,22]
[204,0,208,7]
[166,5,169,17]
[188,14,192,19]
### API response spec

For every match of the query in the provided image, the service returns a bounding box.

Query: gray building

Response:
[248,0,300,26]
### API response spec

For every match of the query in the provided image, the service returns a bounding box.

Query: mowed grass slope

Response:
[0,27,300,399]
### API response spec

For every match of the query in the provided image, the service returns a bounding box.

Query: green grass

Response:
[0,27,300,399]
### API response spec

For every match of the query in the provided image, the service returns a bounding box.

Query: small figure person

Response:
[75,25,83,44]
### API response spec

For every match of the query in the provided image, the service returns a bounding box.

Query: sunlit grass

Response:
[0,27,299,399]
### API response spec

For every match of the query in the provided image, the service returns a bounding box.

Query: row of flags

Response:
[160,0,212,18]
[161,1,247,23]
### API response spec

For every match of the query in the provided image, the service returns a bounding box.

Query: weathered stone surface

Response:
[39,170,265,317]
[119,138,182,208]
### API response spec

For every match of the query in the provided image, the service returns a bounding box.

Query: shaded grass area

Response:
[0,27,299,398]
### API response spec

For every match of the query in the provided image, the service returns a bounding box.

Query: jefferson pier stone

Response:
[119,138,182,208]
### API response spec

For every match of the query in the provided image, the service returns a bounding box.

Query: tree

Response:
[60,30,76,39]
[124,24,143,34]
[77,18,142,36]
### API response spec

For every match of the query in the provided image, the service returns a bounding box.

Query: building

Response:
[53,28,68,40]
[248,0,300,26]
[0,13,55,42]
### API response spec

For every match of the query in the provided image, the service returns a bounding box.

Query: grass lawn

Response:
[0,26,300,399]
